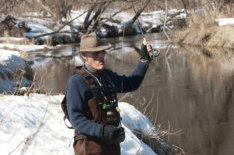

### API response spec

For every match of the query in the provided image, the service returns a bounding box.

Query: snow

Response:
[0,43,51,52]
[0,37,28,42]
[215,18,234,26]
[0,49,31,92]
[0,49,21,62]
[119,102,158,136]
[0,94,157,155]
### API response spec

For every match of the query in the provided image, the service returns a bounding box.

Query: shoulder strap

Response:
[74,66,96,88]
[61,96,74,129]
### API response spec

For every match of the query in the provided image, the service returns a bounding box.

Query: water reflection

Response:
[34,34,234,155]
[119,46,234,155]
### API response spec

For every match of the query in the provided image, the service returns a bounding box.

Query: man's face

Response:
[82,50,106,71]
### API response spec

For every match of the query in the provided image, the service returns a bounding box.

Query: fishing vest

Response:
[61,66,120,130]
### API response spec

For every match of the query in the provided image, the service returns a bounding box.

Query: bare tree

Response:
[35,0,75,21]
[0,0,24,14]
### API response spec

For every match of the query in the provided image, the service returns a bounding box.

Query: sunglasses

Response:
[91,50,106,57]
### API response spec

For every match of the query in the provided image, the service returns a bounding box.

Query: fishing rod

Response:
[131,2,160,58]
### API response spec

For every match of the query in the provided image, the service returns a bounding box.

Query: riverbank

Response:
[0,9,184,44]
[174,18,234,49]
[173,9,234,49]
[1,9,233,51]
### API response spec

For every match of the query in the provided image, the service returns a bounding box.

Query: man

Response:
[66,32,152,155]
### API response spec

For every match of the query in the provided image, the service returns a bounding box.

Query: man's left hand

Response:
[140,38,152,62]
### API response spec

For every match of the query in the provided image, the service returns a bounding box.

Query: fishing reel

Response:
[150,48,160,58]
[143,38,160,58]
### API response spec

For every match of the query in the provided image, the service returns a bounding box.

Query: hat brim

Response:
[80,43,112,52]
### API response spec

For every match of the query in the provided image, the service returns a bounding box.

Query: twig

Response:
[163,0,171,42]
[83,0,138,4]
[36,0,54,17]
[165,25,172,32]
[100,5,132,23]
[143,90,154,115]
[119,92,131,101]
[172,144,185,155]
[165,44,172,58]
[26,72,38,95]
[154,93,159,126]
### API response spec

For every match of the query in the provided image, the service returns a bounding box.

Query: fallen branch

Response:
[29,10,89,39]
[133,129,174,155]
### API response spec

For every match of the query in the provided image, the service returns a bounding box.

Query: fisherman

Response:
[65,32,152,155]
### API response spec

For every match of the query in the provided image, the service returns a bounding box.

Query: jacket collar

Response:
[84,63,103,76]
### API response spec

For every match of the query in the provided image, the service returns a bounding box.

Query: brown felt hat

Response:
[80,32,111,52]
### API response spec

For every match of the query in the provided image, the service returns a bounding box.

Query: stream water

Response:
[34,33,234,155]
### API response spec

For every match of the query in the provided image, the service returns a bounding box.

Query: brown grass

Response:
[174,4,234,49]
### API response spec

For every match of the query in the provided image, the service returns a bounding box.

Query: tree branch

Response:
[129,0,151,25]
[83,4,96,30]
[29,10,89,39]
[36,0,54,17]
[88,2,112,33]
[99,5,132,23]
[163,0,171,42]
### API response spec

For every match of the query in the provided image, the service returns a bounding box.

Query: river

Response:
[34,33,234,155]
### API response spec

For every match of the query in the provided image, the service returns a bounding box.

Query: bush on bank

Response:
[173,4,234,49]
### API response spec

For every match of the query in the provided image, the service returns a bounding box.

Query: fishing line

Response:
[131,2,162,153]
[131,2,144,38]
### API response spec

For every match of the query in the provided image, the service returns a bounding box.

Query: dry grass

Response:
[174,4,234,49]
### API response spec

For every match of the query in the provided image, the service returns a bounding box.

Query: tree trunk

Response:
[83,3,105,33]
[129,0,151,25]
[83,4,96,30]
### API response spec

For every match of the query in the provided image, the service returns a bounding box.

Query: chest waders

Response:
[61,66,121,155]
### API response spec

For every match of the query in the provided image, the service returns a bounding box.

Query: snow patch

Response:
[0,94,157,155]
[0,49,31,93]
[215,18,234,26]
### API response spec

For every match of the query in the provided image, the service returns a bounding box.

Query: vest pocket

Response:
[87,97,99,122]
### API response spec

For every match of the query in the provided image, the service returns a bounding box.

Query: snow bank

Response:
[0,94,157,155]
[119,102,157,136]
[0,43,52,52]
[0,50,31,93]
